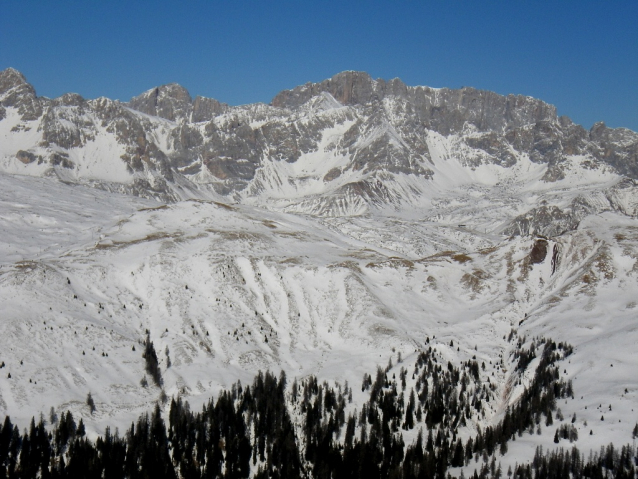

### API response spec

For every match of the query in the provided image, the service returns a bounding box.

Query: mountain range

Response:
[1,68,637,475]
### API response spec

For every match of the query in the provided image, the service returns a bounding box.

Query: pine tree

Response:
[0,416,12,467]
[87,392,96,414]
[49,407,57,425]
[143,332,162,387]
[499,439,508,456]
[77,418,86,437]
[452,439,465,467]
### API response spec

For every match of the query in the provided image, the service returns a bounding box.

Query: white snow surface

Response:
[0,154,637,469]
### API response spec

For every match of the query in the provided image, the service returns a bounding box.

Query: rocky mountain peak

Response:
[128,83,193,121]
[0,67,30,95]
[0,67,41,120]
[271,71,558,136]
[127,83,228,123]
[271,71,380,109]
[51,92,86,107]
[589,121,608,140]
[191,95,229,123]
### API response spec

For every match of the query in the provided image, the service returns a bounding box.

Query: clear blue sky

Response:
[1,1,636,131]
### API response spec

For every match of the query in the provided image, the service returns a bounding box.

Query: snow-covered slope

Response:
[1,68,638,470]
[0,170,636,470]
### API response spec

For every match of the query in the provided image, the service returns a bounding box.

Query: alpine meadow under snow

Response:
[0,67,638,477]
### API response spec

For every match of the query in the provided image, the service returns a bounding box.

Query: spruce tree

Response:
[143,332,162,387]
[87,392,96,414]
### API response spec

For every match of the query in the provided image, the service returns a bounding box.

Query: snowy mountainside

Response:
[0,172,637,471]
[1,67,638,471]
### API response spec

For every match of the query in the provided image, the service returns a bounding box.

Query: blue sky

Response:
[1,1,636,130]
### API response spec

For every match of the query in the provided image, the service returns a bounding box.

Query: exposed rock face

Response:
[40,95,95,150]
[272,71,557,134]
[501,177,638,237]
[128,84,229,123]
[192,95,228,122]
[129,84,193,122]
[1,67,638,231]
[503,206,580,237]
[589,122,638,178]
[16,150,38,164]
[529,239,549,264]
[0,67,43,120]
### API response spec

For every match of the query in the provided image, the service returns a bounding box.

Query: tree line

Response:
[0,337,636,478]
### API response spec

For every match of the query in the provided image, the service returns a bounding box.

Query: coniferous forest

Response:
[0,337,636,478]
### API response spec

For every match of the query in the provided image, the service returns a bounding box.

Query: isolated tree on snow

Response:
[165,346,171,369]
[49,407,57,424]
[87,392,96,414]
[143,332,162,387]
